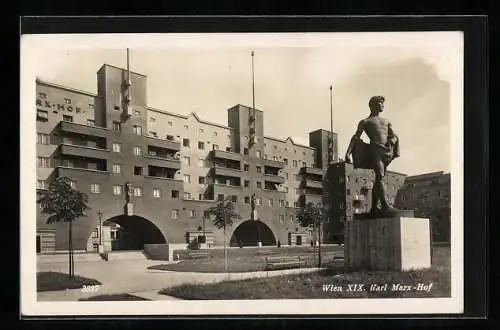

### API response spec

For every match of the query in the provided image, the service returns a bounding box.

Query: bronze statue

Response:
[345,96,400,218]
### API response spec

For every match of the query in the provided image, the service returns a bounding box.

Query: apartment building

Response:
[35,63,338,252]
[323,161,407,242]
[394,171,451,209]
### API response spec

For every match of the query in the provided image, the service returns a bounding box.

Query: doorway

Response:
[36,235,41,253]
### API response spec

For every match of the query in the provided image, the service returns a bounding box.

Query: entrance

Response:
[36,235,41,253]
[296,235,302,246]
[230,220,276,247]
[103,215,166,251]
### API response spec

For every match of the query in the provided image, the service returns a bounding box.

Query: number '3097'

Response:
[81,285,101,293]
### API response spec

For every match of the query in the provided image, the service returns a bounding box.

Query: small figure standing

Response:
[125,182,133,204]
[345,96,400,218]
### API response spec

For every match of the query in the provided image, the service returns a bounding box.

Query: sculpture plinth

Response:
[344,216,431,271]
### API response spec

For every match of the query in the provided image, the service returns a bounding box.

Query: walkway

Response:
[37,258,321,301]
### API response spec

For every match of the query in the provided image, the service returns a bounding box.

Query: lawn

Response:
[159,247,451,299]
[149,245,343,273]
[37,272,102,292]
[79,294,149,301]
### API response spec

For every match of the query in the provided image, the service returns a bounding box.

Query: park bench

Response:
[187,250,210,259]
[264,255,307,270]
[256,250,275,256]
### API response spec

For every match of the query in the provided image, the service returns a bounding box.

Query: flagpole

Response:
[329,85,334,163]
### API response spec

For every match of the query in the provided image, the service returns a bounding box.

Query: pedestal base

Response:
[257,242,262,247]
[345,216,431,271]
[125,203,134,216]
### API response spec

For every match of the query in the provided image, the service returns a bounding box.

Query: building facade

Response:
[323,161,407,242]
[36,64,338,252]
[394,171,451,210]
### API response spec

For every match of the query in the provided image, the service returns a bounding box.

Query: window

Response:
[268,199,273,207]
[149,131,158,138]
[149,117,156,123]
[87,119,95,126]
[256,182,262,189]
[37,133,49,145]
[62,159,73,168]
[244,164,249,171]
[183,138,190,147]
[133,187,143,197]
[231,195,238,203]
[168,121,173,126]
[63,115,73,122]
[184,192,192,200]
[172,209,179,219]
[243,148,249,155]
[263,154,268,159]
[189,210,197,218]
[64,98,71,104]
[256,150,262,158]
[112,164,122,174]
[199,176,205,184]
[112,121,121,132]
[183,156,191,166]
[113,185,122,196]
[295,174,300,181]
[198,141,205,150]
[199,194,205,200]
[279,200,285,207]
[199,128,204,133]
[213,144,219,150]
[284,173,289,179]
[133,125,142,135]
[244,196,250,203]
[244,180,250,187]
[133,146,143,156]
[166,135,175,141]
[114,105,120,111]
[273,156,278,161]
[37,157,50,168]
[256,166,262,173]
[226,147,231,152]
[289,215,294,222]
[256,198,262,206]
[37,180,47,190]
[213,131,218,136]
[286,201,290,207]
[171,190,179,198]
[217,194,224,201]
[153,188,161,198]
[284,187,289,193]
[295,188,300,194]
[134,166,143,175]
[183,175,191,183]
[294,202,299,208]
[112,142,122,153]
[38,92,47,99]
[90,183,100,194]
[37,110,48,121]
[302,161,307,167]
[279,214,285,223]
[198,159,204,167]
[184,125,189,130]
[292,160,298,167]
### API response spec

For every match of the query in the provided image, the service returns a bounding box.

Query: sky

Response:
[24,32,462,176]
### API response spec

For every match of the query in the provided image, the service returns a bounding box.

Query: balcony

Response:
[301,194,322,206]
[60,144,109,160]
[145,136,181,151]
[352,194,367,201]
[261,158,285,169]
[57,166,109,179]
[302,167,324,176]
[304,179,323,189]
[144,155,181,170]
[211,150,242,162]
[263,174,285,184]
[59,121,109,138]
[213,166,242,178]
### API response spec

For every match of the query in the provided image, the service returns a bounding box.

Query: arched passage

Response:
[230,220,276,247]
[103,215,166,251]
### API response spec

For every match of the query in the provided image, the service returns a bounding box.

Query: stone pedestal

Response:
[125,203,134,216]
[345,216,431,271]
[257,241,262,247]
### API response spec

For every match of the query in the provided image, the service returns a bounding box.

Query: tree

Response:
[37,177,90,279]
[296,202,323,267]
[206,200,241,272]
[413,192,451,243]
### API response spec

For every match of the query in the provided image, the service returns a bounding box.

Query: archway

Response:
[230,220,276,247]
[103,215,166,251]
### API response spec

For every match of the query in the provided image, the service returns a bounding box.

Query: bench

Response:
[187,250,210,259]
[256,250,275,256]
[265,256,307,270]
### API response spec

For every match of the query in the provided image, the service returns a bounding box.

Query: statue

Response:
[125,182,133,204]
[345,96,400,218]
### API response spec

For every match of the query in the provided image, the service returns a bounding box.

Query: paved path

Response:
[37,259,321,301]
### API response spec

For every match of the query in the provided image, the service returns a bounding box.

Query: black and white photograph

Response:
[21,31,464,316]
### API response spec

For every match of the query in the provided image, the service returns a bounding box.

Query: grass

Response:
[78,294,149,301]
[37,272,102,292]
[159,247,450,299]
[150,245,343,273]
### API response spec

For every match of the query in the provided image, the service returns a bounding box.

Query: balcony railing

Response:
[60,144,109,160]
[144,155,181,170]
[302,167,324,176]
[59,121,109,138]
[211,150,242,162]
[145,136,181,151]
[213,166,242,178]
[304,179,323,189]
[261,158,285,169]
[352,194,367,201]
[263,174,285,184]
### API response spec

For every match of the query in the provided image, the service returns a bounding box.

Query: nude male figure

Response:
[345,96,400,217]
